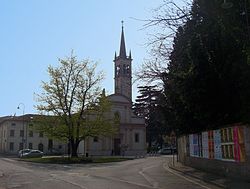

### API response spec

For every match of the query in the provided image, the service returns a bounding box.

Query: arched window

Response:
[126,65,130,75]
[48,139,53,150]
[123,64,126,74]
[116,65,121,76]
[114,111,120,122]
[38,143,44,152]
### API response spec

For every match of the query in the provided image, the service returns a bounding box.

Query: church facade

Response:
[85,26,146,156]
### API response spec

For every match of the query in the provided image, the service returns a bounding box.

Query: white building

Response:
[85,25,146,156]
[0,115,67,154]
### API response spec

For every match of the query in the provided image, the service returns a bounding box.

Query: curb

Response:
[168,163,225,189]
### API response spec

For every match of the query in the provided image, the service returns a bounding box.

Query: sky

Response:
[0,0,166,116]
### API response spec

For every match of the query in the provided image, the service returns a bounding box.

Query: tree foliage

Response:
[166,0,250,134]
[133,86,169,148]
[139,0,250,134]
[35,53,117,157]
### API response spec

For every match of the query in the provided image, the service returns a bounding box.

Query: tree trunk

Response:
[67,141,71,157]
[71,140,79,157]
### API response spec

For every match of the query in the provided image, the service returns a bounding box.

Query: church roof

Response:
[119,24,127,59]
[108,94,131,104]
[0,114,39,124]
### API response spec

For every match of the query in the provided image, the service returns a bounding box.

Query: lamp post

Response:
[17,103,25,151]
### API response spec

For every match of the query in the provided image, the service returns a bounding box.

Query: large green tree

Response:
[133,86,169,149]
[165,0,250,134]
[139,0,250,134]
[36,53,117,157]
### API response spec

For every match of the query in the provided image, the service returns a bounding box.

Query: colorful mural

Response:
[214,129,222,160]
[202,132,208,158]
[189,125,246,162]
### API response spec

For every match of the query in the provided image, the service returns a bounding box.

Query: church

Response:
[0,25,146,157]
[84,25,147,156]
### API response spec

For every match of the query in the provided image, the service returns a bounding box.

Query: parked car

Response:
[158,147,176,155]
[172,147,177,154]
[45,149,63,156]
[18,149,32,157]
[20,150,44,158]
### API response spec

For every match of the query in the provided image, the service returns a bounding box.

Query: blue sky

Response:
[0,0,166,116]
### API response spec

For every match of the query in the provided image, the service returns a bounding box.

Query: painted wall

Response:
[178,125,250,180]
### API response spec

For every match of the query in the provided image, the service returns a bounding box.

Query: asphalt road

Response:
[0,155,217,189]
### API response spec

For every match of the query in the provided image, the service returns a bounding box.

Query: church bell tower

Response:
[114,22,132,101]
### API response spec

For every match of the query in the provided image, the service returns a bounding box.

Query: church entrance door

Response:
[114,138,121,155]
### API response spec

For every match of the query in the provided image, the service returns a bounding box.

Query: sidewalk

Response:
[0,153,17,158]
[168,157,250,189]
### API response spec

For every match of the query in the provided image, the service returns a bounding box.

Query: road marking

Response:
[102,176,157,189]
[163,163,211,189]
[67,172,89,177]
[139,165,160,188]
[8,184,22,188]
[42,178,55,182]
[90,166,114,170]
[139,171,159,188]
[142,165,158,171]
[50,174,88,189]
[8,182,32,188]
[52,172,154,189]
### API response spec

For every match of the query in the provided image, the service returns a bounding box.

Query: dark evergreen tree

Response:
[165,0,250,134]
[133,86,169,149]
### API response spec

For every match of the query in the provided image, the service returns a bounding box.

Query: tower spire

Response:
[119,20,127,59]
[114,22,132,100]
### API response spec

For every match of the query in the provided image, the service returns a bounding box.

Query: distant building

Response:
[0,115,67,154]
[85,25,146,156]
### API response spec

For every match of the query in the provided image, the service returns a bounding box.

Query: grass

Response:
[19,156,133,164]
[92,157,133,163]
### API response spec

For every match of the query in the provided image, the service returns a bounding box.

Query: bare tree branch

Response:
[135,0,192,84]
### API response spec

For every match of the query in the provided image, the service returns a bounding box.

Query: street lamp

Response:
[17,103,26,151]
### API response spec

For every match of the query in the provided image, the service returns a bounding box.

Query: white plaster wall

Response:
[131,129,146,150]
[86,137,113,156]
[0,120,67,154]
